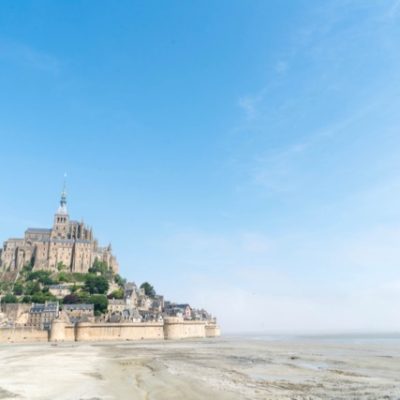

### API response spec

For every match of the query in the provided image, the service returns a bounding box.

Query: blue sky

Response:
[1,1,400,332]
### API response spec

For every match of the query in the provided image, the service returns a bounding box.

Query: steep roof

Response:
[63,304,94,311]
[26,228,51,233]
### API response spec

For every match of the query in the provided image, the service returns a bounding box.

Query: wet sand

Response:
[0,337,400,399]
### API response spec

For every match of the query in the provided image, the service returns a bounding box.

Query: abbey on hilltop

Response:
[0,183,118,274]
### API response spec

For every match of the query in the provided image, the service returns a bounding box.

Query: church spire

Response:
[57,174,68,215]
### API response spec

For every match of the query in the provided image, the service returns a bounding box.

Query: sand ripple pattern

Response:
[0,338,399,399]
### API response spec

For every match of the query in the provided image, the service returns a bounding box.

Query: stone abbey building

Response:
[0,185,119,274]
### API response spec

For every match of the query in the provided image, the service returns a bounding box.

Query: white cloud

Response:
[232,0,400,197]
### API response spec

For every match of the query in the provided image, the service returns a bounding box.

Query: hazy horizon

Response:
[1,1,400,333]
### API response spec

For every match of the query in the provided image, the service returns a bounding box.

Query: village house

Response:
[137,295,153,311]
[164,303,192,320]
[107,299,126,314]
[63,304,94,323]
[191,308,212,321]
[48,284,72,298]
[124,282,138,306]
[140,310,163,322]
[28,301,59,330]
[150,295,164,312]
[108,307,142,323]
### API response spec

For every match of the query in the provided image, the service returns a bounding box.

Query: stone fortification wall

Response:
[1,303,31,321]
[205,323,221,338]
[49,320,73,342]
[163,317,206,340]
[75,322,164,341]
[1,319,220,343]
[64,325,76,341]
[49,321,164,342]
[0,327,48,343]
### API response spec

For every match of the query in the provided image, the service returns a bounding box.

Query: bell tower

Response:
[52,176,69,239]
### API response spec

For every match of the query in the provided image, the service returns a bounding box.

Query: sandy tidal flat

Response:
[0,337,400,399]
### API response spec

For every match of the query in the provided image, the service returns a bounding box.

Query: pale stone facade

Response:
[28,301,59,330]
[63,304,94,324]
[0,186,119,274]
[48,284,72,298]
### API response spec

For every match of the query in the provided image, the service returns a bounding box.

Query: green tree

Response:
[84,274,109,295]
[72,273,88,282]
[89,294,108,315]
[140,282,156,297]
[13,282,24,296]
[31,291,57,304]
[63,294,80,304]
[108,289,124,299]
[0,282,12,294]
[24,281,41,296]
[27,271,54,285]
[89,259,110,276]
[1,294,18,304]
[70,284,78,293]
[77,290,90,303]
[57,272,70,283]
[57,262,67,272]
[114,274,126,288]
[21,262,34,275]
[21,295,32,303]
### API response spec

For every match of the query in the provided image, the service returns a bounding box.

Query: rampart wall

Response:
[1,303,31,321]
[1,319,220,343]
[74,322,164,342]
[163,317,206,340]
[64,324,76,341]
[205,323,221,338]
[0,327,48,343]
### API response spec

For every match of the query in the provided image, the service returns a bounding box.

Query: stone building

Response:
[63,304,94,323]
[28,301,59,330]
[151,295,164,312]
[48,284,72,299]
[164,303,192,320]
[107,299,126,314]
[0,183,119,274]
[124,282,138,307]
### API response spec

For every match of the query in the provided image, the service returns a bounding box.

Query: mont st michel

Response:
[1,183,119,274]
[0,186,220,343]
[2,1,400,399]
[1,193,399,400]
